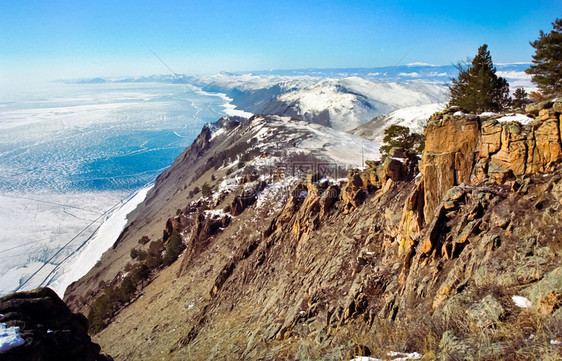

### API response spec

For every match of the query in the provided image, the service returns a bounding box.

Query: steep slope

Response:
[64,114,380,314]
[66,101,562,360]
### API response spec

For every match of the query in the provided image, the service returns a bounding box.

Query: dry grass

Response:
[321,304,561,361]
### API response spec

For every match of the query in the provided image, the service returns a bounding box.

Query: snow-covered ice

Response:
[49,186,152,296]
[0,82,233,296]
[215,93,253,118]
[0,323,25,353]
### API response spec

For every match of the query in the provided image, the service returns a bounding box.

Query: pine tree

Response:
[380,125,424,156]
[201,182,211,197]
[449,44,511,113]
[512,88,531,109]
[526,18,562,97]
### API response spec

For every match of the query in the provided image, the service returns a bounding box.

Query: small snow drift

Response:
[351,351,422,361]
[512,295,532,308]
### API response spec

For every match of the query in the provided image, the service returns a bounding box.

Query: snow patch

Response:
[0,323,25,353]
[351,351,422,361]
[256,177,298,211]
[512,295,532,308]
[496,114,534,125]
[203,209,231,218]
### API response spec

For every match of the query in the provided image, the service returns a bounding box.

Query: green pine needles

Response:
[526,17,562,98]
[449,44,511,113]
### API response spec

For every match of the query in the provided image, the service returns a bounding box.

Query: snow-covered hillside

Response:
[348,103,446,143]
[233,114,382,166]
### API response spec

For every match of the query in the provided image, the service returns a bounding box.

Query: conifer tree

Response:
[526,17,562,97]
[380,125,424,156]
[512,88,531,109]
[449,44,511,113]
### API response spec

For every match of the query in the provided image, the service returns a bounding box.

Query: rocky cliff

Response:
[64,103,562,360]
[420,100,562,224]
[0,288,112,361]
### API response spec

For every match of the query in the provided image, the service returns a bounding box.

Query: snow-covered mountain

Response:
[193,73,448,131]
[72,62,532,87]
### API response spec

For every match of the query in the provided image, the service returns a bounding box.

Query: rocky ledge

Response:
[421,99,562,222]
[0,288,111,361]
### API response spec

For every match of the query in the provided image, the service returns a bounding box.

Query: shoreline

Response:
[49,185,153,297]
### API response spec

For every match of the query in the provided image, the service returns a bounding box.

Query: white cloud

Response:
[398,72,420,77]
[406,62,438,67]
[496,62,532,66]
[428,72,448,77]
[497,71,532,80]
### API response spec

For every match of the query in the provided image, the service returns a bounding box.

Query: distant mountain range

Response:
[67,64,533,132]
[69,62,533,87]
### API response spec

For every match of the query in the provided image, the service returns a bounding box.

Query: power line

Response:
[0,194,99,213]
[37,186,143,289]
[146,45,222,118]
[364,47,415,99]
[11,184,150,293]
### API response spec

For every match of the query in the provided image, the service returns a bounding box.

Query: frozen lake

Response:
[0,81,234,296]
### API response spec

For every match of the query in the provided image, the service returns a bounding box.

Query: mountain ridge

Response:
[62,100,562,360]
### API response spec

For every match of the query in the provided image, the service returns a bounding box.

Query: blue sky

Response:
[1,0,560,84]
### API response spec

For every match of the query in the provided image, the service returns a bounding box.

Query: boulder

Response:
[466,295,504,328]
[480,121,502,158]
[0,288,112,361]
[532,120,562,172]
[438,331,468,360]
[524,267,562,308]
[537,291,562,315]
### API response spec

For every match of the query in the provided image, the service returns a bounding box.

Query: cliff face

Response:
[65,104,562,360]
[420,100,562,224]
